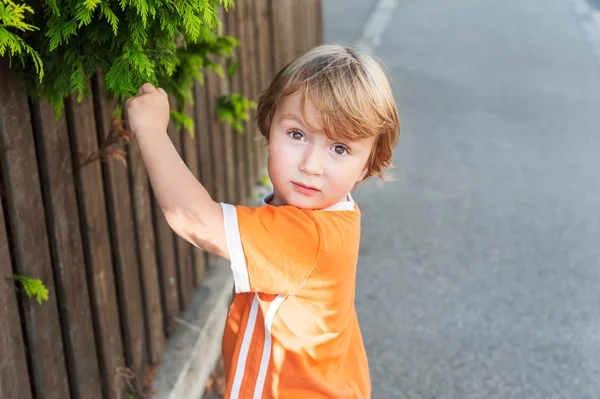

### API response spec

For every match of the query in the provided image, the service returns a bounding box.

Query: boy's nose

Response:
[299,145,324,176]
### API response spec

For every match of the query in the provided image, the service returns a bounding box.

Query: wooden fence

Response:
[0,1,322,398]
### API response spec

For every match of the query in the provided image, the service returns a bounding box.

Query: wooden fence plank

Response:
[205,73,227,203]
[257,0,274,80]
[168,118,195,309]
[285,0,295,63]
[181,102,200,210]
[294,0,304,56]
[92,76,147,382]
[182,99,206,287]
[299,0,304,53]
[245,0,265,180]
[65,87,126,399]
[128,136,165,364]
[313,0,320,48]
[150,190,179,335]
[193,81,215,199]
[304,0,312,50]
[0,59,70,399]
[255,0,273,175]
[291,0,297,55]
[300,0,307,53]
[191,82,214,285]
[30,99,103,398]
[270,0,286,72]
[148,99,180,337]
[221,107,236,204]
[181,100,206,287]
[307,0,316,48]
[225,6,248,204]
[191,245,207,287]
[265,0,277,78]
[305,0,312,51]
[218,7,237,205]
[315,0,323,45]
[304,1,309,51]
[286,0,294,61]
[232,1,255,199]
[239,0,258,189]
[0,188,32,399]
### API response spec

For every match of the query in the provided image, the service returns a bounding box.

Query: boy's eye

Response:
[289,130,305,141]
[333,145,349,155]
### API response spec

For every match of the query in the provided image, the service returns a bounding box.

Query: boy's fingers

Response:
[140,83,156,93]
[125,97,134,109]
[157,87,167,97]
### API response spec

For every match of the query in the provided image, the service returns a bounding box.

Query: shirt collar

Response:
[260,193,355,211]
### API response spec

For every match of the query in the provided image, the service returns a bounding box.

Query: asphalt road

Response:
[323,0,600,398]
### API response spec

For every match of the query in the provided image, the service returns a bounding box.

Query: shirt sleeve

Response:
[220,203,321,295]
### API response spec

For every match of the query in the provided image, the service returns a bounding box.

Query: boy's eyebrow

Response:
[279,113,305,126]
[279,113,324,134]
[279,113,360,145]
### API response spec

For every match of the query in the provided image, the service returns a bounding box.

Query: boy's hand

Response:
[125,83,170,136]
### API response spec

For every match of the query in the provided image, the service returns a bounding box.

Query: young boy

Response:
[126,43,400,398]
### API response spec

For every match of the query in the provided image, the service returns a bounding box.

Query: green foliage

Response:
[13,274,49,305]
[0,0,43,79]
[217,93,256,133]
[1,0,257,142]
[0,0,241,116]
[170,110,194,136]
[226,59,238,77]
[157,35,239,112]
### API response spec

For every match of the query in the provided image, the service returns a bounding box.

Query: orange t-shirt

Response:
[219,195,370,398]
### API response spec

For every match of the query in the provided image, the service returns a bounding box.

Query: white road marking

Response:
[570,0,600,65]
[357,0,398,51]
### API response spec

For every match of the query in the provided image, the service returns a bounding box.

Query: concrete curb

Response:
[152,258,233,399]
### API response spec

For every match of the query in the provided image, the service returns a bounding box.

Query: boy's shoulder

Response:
[239,193,361,248]
[223,194,361,289]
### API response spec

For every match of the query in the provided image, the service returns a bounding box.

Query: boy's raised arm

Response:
[126,83,229,259]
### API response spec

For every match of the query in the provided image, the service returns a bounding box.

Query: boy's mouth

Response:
[292,182,320,195]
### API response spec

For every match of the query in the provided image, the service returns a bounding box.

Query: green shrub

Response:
[0,0,250,130]
[217,93,256,133]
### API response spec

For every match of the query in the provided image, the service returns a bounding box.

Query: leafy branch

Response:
[1,0,257,166]
[0,0,43,79]
[13,274,49,305]
[1,0,239,116]
[217,93,256,133]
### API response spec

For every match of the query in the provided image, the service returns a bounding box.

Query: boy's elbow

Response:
[162,204,226,257]
[163,206,208,243]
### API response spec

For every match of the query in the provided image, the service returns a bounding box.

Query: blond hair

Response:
[256,43,400,180]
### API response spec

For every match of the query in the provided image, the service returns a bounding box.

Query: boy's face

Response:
[266,92,376,209]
